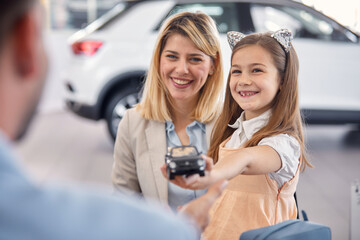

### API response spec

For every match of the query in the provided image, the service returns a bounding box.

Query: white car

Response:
[64,0,360,140]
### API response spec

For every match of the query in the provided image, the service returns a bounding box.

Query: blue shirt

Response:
[0,132,197,240]
[165,121,208,211]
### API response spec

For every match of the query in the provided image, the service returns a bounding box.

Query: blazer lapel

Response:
[145,120,168,204]
[205,118,216,148]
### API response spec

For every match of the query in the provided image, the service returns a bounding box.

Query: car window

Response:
[250,3,359,43]
[171,146,198,157]
[51,0,125,29]
[95,2,138,31]
[160,2,239,34]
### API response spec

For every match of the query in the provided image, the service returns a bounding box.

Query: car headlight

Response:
[169,162,177,169]
[197,159,204,166]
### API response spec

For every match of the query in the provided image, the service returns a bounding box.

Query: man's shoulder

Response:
[0,134,22,175]
[0,175,196,240]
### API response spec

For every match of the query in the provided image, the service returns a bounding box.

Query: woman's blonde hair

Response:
[208,32,312,171]
[136,11,224,123]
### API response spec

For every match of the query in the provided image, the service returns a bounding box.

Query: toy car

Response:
[165,146,206,180]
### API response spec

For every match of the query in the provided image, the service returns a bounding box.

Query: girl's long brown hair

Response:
[207,32,313,171]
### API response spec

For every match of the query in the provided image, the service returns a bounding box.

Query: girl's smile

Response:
[238,90,259,97]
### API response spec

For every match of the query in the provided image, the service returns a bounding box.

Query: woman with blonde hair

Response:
[112,11,224,211]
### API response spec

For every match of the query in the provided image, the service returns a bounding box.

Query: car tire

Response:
[105,88,140,141]
[168,169,175,180]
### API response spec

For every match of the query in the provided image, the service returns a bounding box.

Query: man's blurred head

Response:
[0,0,35,50]
[0,0,48,141]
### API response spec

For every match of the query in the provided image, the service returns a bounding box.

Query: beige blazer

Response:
[111,108,215,205]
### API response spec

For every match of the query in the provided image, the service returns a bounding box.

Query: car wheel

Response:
[105,89,140,141]
[168,169,174,180]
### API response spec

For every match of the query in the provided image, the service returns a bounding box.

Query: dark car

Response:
[165,146,206,180]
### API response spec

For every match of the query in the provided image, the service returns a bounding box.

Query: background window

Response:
[250,3,357,42]
[166,3,239,34]
[49,0,122,29]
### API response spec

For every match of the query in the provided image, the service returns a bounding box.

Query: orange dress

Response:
[203,139,300,240]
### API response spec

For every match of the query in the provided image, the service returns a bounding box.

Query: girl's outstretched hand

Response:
[161,155,218,190]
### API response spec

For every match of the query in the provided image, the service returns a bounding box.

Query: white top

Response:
[225,110,300,188]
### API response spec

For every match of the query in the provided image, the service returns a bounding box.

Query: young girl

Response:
[162,29,313,239]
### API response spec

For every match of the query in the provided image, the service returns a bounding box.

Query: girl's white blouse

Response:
[225,109,300,188]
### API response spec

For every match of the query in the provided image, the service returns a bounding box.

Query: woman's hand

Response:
[161,155,218,190]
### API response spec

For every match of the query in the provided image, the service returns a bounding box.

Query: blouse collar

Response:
[165,120,205,133]
[228,109,272,139]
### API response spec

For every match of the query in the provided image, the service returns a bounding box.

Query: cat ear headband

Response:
[227,29,293,53]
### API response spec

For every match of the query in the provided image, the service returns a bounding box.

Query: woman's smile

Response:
[171,76,193,88]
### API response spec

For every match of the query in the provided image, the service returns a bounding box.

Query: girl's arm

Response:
[213,145,282,178]
[161,146,282,190]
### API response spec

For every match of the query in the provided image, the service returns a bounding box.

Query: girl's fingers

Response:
[171,175,199,189]
[202,154,213,171]
[173,175,186,186]
[161,163,203,189]
[183,174,199,185]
